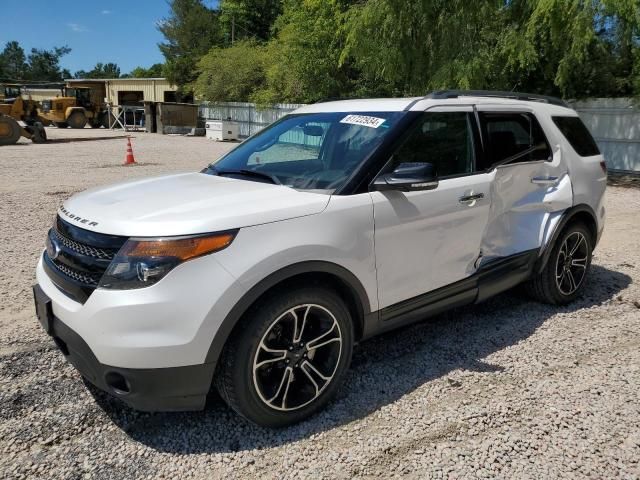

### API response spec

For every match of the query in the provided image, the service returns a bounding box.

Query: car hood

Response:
[60,173,330,236]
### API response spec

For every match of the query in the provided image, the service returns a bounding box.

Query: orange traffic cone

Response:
[123,137,136,165]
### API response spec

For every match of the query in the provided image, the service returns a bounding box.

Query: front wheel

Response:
[216,287,353,427]
[526,222,593,305]
[67,111,87,129]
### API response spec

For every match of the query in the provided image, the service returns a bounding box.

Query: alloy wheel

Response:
[555,231,589,295]
[252,304,343,411]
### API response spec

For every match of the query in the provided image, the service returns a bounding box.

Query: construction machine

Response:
[39,83,108,129]
[0,84,47,145]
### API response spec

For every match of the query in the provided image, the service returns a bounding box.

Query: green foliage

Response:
[0,41,71,82]
[194,40,267,102]
[219,0,283,42]
[123,63,165,78]
[0,41,28,80]
[74,62,121,79]
[158,0,224,90]
[343,0,507,95]
[172,0,640,102]
[255,0,353,104]
[343,0,640,99]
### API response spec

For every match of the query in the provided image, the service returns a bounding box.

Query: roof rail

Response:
[426,90,570,108]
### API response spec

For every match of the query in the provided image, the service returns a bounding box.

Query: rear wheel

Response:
[0,116,21,145]
[526,222,593,305]
[54,122,68,129]
[216,286,353,427]
[67,111,87,129]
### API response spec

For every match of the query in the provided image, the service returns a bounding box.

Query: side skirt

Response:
[363,249,538,339]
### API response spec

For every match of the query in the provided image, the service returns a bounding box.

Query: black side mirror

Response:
[372,162,439,192]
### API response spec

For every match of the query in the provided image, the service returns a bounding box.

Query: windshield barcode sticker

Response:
[340,115,386,128]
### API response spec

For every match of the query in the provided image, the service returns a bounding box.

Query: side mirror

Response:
[372,162,439,192]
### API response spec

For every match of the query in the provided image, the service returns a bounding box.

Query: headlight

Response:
[98,231,237,290]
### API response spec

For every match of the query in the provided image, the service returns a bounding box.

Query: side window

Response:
[391,112,476,177]
[552,116,600,157]
[479,113,552,168]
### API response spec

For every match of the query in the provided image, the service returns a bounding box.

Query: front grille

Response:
[51,228,116,261]
[49,260,102,287]
[43,217,128,303]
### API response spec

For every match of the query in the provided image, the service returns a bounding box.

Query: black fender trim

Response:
[204,261,373,366]
[535,204,598,274]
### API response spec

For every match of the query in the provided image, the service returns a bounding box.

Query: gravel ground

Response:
[1,127,639,479]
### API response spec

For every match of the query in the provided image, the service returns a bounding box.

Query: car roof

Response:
[293,92,577,116]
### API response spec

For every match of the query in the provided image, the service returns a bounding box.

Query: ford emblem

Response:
[46,235,62,261]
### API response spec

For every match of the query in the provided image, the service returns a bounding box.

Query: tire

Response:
[67,111,87,129]
[216,286,354,427]
[24,123,47,143]
[30,123,47,143]
[526,222,593,305]
[54,122,68,129]
[0,116,21,145]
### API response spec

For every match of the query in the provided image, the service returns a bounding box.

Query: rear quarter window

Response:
[552,116,600,157]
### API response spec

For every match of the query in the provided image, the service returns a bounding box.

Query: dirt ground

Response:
[0,127,639,479]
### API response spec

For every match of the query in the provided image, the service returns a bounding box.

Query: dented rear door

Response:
[475,105,573,263]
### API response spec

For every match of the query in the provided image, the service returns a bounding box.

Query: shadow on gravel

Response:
[45,136,129,144]
[90,264,631,454]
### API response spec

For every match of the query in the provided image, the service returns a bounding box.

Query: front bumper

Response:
[35,251,245,369]
[33,283,214,411]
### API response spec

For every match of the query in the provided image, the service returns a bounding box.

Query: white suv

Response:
[34,91,606,427]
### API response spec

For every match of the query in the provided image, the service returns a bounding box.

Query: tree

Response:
[25,45,71,81]
[74,62,121,79]
[124,63,165,78]
[343,0,640,99]
[256,0,354,104]
[158,0,224,91]
[0,41,28,80]
[219,0,283,43]
[194,40,267,102]
[343,1,507,96]
[164,0,640,102]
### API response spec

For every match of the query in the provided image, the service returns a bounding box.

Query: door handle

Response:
[458,193,484,204]
[531,176,559,186]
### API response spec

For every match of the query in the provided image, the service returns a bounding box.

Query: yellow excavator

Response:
[0,84,47,145]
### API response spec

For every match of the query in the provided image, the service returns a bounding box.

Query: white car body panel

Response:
[214,193,378,312]
[37,193,379,368]
[37,251,247,368]
[474,104,574,261]
[371,172,494,309]
[61,173,330,236]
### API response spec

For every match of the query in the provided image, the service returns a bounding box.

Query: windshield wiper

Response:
[210,167,281,185]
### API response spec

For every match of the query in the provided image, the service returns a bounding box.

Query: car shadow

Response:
[90,264,631,454]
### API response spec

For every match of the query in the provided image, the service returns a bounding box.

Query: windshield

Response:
[203,112,404,193]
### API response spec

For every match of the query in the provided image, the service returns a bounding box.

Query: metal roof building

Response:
[65,78,179,106]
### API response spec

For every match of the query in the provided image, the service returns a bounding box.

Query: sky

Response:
[0,1,185,76]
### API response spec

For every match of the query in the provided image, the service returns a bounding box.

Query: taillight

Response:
[599,161,607,174]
